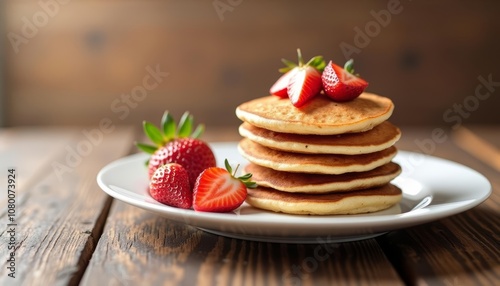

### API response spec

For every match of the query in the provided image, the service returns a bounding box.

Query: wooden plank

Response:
[81,200,403,286]
[379,128,500,286]
[0,127,135,285]
[0,127,77,203]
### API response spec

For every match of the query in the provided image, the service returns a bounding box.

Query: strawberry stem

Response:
[233,164,240,177]
[297,48,304,67]
[223,158,258,188]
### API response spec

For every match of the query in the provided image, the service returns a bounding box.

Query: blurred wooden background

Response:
[2,0,499,129]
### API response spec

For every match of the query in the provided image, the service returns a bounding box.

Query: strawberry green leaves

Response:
[135,110,207,166]
[143,122,164,146]
[306,56,327,72]
[177,112,193,138]
[136,143,157,155]
[137,111,205,151]
[224,159,257,189]
[343,58,363,78]
[161,111,176,140]
[278,49,326,74]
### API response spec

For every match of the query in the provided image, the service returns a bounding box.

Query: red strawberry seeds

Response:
[149,163,192,209]
[321,59,368,102]
[148,138,216,188]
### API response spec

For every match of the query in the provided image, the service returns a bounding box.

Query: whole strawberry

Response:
[193,159,257,213]
[321,59,368,101]
[136,111,216,188]
[149,163,192,209]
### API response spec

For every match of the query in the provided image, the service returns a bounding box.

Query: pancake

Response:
[238,138,398,174]
[239,121,401,154]
[246,184,402,215]
[235,92,394,135]
[245,162,401,193]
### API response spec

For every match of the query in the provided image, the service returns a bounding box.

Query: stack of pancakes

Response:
[235,92,403,215]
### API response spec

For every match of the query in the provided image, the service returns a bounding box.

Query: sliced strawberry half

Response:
[287,66,322,107]
[321,59,368,102]
[269,49,325,106]
[269,68,298,98]
[193,159,257,213]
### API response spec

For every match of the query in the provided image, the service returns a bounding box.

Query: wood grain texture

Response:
[380,127,500,286]
[0,127,77,203]
[0,127,135,285]
[81,200,403,286]
[1,126,498,285]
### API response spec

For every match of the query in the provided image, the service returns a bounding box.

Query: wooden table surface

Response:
[0,125,498,286]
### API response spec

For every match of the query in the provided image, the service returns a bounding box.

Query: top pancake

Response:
[235,92,394,135]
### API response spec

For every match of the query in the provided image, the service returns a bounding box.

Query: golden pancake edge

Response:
[238,138,398,174]
[235,92,394,135]
[239,121,401,154]
[244,162,401,193]
[246,184,402,215]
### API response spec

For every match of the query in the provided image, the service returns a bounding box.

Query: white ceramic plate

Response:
[97,142,491,243]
